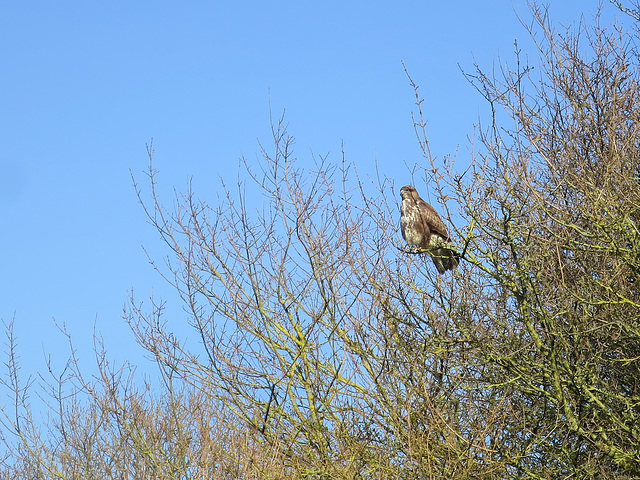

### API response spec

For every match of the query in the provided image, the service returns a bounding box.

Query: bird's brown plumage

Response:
[400,185,459,273]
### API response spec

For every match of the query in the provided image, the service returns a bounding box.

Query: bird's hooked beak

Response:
[400,185,413,198]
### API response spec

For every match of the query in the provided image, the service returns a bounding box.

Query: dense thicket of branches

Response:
[457,6,640,474]
[1,3,639,479]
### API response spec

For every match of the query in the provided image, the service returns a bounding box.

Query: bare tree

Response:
[110,3,640,476]
[126,109,511,477]
[451,3,640,476]
[0,3,639,479]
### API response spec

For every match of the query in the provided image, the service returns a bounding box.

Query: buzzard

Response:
[400,185,459,273]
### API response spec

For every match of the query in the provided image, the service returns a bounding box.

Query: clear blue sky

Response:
[0,1,615,381]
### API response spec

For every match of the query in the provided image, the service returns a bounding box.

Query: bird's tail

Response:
[431,247,460,274]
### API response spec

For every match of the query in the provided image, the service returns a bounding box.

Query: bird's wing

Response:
[418,199,450,239]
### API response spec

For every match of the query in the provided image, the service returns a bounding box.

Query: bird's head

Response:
[400,185,417,199]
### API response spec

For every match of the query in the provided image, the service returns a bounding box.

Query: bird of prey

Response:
[400,185,459,273]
